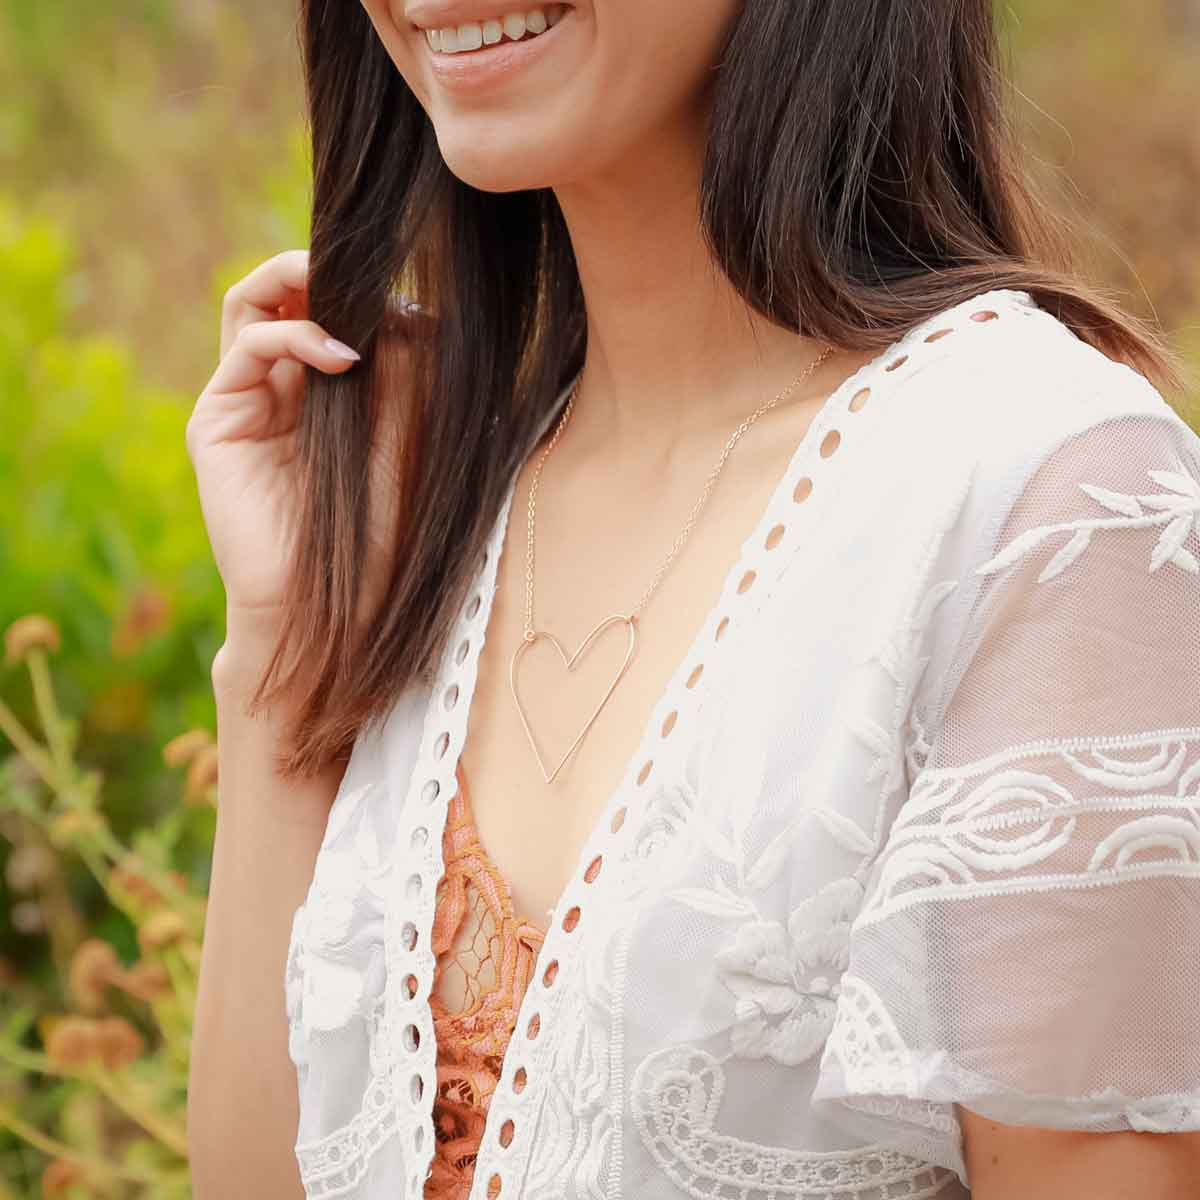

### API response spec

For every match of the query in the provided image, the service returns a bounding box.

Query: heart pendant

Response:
[509,613,638,784]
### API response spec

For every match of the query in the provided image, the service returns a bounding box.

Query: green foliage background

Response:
[0,0,1196,1195]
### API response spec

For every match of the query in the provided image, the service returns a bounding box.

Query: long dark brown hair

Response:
[253,0,1187,779]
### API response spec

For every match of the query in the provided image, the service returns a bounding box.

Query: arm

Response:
[960,1108,1200,1198]
[187,624,346,1200]
[811,403,1200,1191]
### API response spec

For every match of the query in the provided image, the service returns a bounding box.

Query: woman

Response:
[185,1,1200,1197]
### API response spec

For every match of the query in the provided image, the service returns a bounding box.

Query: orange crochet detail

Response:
[425,760,545,1200]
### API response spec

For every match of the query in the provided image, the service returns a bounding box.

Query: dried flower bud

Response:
[4,844,56,892]
[93,1016,144,1070]
[4,614,61,665]
[110,860,160,906]
[137,910,188,953]
[115,959,172,1002]
[110,585,171,658]
[162,728,214,769]
[41,1157,85,1196]
[11,899,45,934]
[45,1017,98,1068]
[111,861,190,911]
[47,810,108,849]
[184,743,219,805]
[68,939,120,1014]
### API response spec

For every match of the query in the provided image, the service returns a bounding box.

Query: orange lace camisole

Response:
[425,759,546,1199]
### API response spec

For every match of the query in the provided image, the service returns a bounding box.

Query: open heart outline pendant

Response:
[508,613,639,784]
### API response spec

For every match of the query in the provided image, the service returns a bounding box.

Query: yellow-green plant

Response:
[0,615,217,1198]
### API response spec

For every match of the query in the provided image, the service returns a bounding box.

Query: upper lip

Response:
[407,1,567,30]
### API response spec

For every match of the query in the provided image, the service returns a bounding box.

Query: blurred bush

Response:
[0,197,225,828]
[0,2,310,1187]
[0,0,309,392]
[1,616,210,1197]
[0,201,222,1195]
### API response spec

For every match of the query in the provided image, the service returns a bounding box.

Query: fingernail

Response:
[324,337,360,361]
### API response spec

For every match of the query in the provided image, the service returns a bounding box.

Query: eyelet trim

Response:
[383,289,1027,1196]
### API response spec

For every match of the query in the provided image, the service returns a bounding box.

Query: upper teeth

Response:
[426,5,566,52]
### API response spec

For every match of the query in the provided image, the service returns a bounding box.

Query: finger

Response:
[207,318,360,398]
[277,285,310,324]
[266,356,306,407]
[220,249,311,355]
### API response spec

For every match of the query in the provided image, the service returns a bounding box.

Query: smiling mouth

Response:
[420,4,570,54]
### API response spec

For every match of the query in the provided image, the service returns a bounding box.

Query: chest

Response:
[457,396,845,930]
[456,383,976,931]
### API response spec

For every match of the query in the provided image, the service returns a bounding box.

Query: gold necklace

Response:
[509,346,836,783]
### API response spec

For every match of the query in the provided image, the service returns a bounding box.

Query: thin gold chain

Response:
[521,345,837,640]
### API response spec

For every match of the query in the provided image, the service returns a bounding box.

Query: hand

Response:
[186,249,405,662]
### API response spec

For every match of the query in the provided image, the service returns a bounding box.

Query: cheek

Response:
[592,0,739,126]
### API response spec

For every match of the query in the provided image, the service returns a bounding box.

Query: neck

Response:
[551,116,838,458]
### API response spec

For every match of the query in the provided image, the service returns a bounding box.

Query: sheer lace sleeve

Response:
[812,399,1200,1183]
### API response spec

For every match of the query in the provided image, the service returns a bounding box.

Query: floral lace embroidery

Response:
[857,730,1200,928]
[425,761,545,1199]
[631,1044,959,1199]
[975,465,1200,581]
[287,781,401,1198]
[814,973,963,1170]
[288,782,387,1037]
[715,877,865,1066]
[292,992,399,1198]
[818,973,1200,1138]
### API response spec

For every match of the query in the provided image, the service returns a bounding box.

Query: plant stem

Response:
[90,825,206,929]
[0,1103,161,1184]
[37,841,86,979]
[0,697,61,791]
[89,1067,190,1159]
[161,946,196,1014]
[27,650,72,786]
[0,1042,189,1158]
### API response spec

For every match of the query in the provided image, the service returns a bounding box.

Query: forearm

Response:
[187,629,346,1200]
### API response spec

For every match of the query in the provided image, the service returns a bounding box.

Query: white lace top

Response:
[283,287,1200,1199]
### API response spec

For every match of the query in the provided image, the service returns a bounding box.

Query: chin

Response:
[434,127,580,194]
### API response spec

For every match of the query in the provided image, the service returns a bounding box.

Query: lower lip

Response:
[423,10,574,92]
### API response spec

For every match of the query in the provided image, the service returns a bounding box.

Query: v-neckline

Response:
[407,288,1035,1200]
[450,758,547,943]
